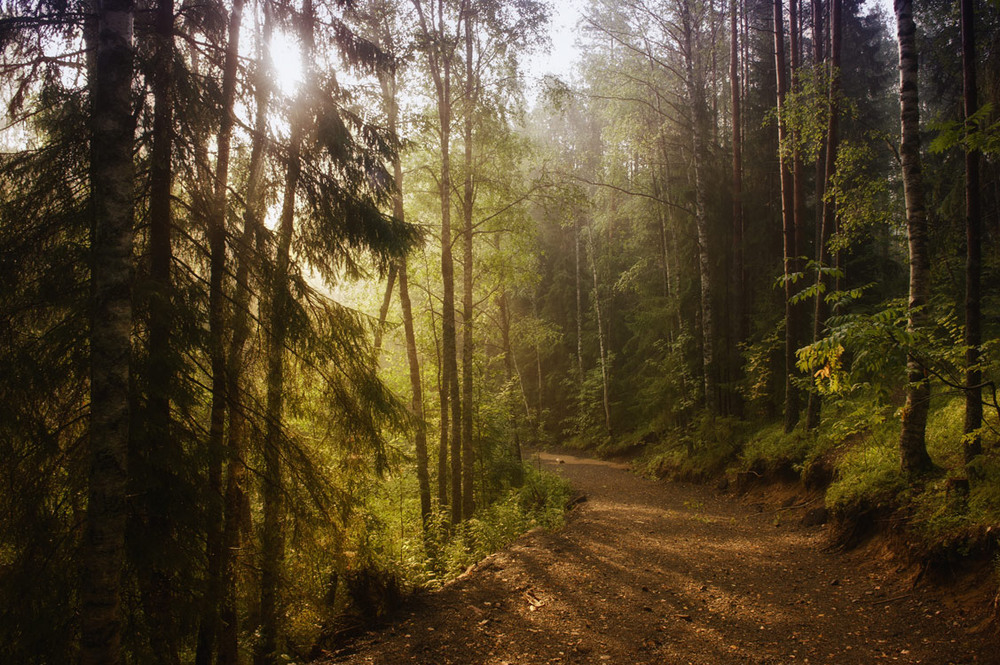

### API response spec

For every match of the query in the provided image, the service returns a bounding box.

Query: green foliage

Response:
[776,64,852,164]
[824,395,1000,540]
[825,414,905,512]
[640,414,746,480]
[906,397,1000,541]
[827,136,899,253]
[442,466,570,573]
[741,325,783,415]
[564,363,613,445]
[929,103,1000,156]
[739,423,814,471]
[796,297,908,399]
[786,261,847,306]
[380,464,570,587]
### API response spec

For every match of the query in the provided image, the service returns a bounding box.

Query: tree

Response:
[412,0,464,522]
[961,0,982,470]
[806,0,841,430]
[80,0,136,662]
[139,0,182,661]
[196,0,246,662]
[215,6,275,662]
[680,0,719,413]
[460,0,476,520]
[730,0,745,372]
[368,0,433,526]
[894,0,934,475]
[774,0,800,432]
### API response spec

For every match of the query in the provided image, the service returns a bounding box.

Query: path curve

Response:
[323,450,998,664]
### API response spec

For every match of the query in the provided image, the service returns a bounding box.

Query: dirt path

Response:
[321,451,998,664]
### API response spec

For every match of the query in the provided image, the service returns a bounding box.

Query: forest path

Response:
[322,450,998,664]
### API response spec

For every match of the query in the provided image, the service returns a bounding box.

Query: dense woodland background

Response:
[2,0,1000,662]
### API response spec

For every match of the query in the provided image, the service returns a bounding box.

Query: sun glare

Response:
[269,29,304,97]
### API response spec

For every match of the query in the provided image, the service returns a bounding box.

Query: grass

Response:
[634,389,1000,560]
[739,422,813,472]
[638,414,745,481]
[824,417,904,512]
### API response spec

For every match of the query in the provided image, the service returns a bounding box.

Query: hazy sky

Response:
[527,0,895,90]
[528,0,588,83]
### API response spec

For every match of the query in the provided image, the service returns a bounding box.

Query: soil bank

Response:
[319,450,999,664]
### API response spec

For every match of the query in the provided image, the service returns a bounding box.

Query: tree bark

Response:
[895,0,934,475]
[412,0,462,523]
[586,229,612,439]
[196,1,245,661]
[774,0,800,432]
[575,217,584,382]
[81,0,135,662]
[257,128,302,665]
[460,3,476,521]
[498,289,523,485]
[437,340,449,509]
[400,259,431,524]
[730,0,745,401]
[258,2,312,660]
[141,0,181,661]
[218,8,273,664]
[806,0,839,430]
[372,263,398,357]
[961,0,982,468]
[680,0,717,413]
[789,0,806,381]
[380,58,431,526]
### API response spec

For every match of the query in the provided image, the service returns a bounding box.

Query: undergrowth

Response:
[285,462,571,657]
[637,413,745,481]
[366,463,571,591]
[634,391,1000,561]
[430,465,572,581]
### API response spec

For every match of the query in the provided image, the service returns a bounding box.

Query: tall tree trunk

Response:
[895,0,934,475]
[140,0,180,661]
[586,230,612,439]
[961,0,982,469]
[437,344,449,509]
[574,218,584,382]
[681,0,716,413]
[81,0,135,661]
[774,0,800,432]
[429,295,447,510]
[534,298,544,441]
[444,56,462,526]
[806,0,839,430]
[381,62,431,526]
[412,0,461,523]
[373,265,397,357]
[789,0,806,370]
[257,126,303,665]
[258,2,312,660]
[218,8,273,664]
[811,0,825,246]
[498,289,523,485]
[460,4,475,521]
[196,1,245,662]
[730,0,745,406]
[400,260,431,524]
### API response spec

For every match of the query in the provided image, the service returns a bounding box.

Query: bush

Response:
[378,463,573,585]
[739,422,812,473]
[825,414,904,513]
[639,414,745,480]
